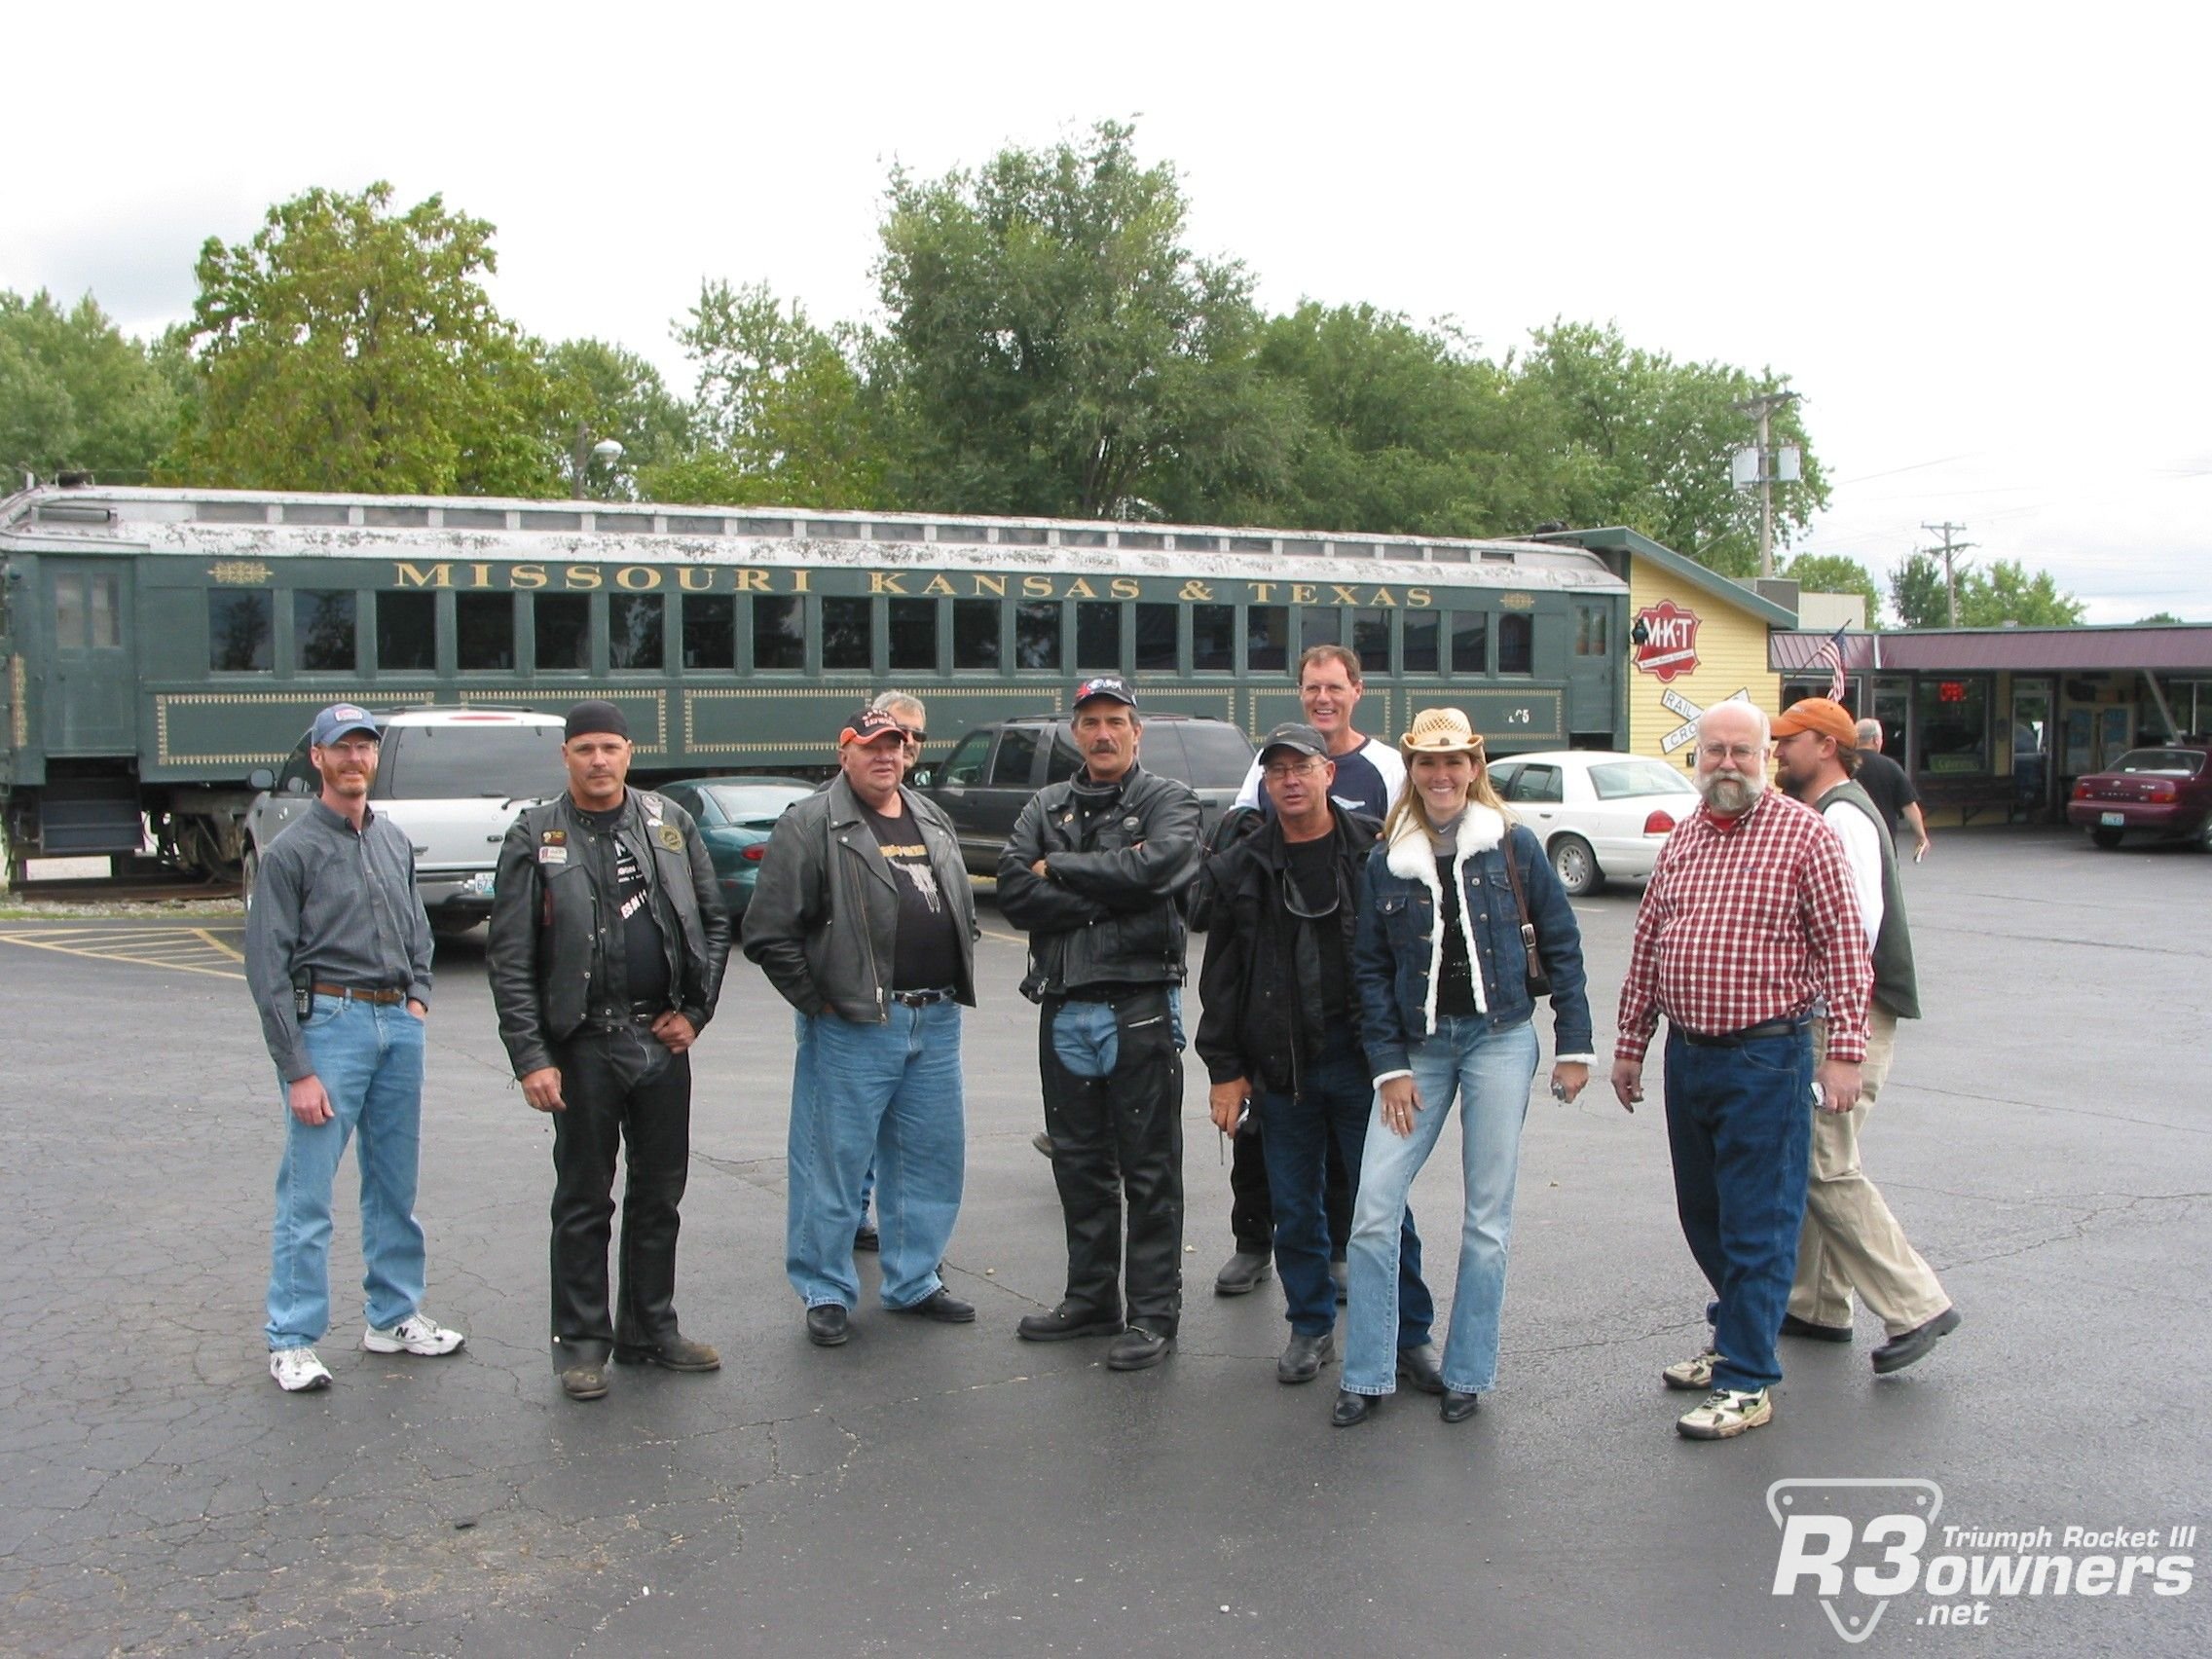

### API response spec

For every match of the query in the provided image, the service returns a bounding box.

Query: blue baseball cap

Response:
[311,703,379,747]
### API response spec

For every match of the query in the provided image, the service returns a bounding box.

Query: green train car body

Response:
[0,484,1630,878]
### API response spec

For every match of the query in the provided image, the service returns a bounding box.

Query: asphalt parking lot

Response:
[0,827,2206,1657]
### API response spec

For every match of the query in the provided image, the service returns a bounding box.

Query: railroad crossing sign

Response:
[1659,686,1752,755]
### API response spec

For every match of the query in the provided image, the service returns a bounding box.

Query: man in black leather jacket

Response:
[1194,723,1439,1389]
[997,677,1200,1371]
[488,701,730,1402]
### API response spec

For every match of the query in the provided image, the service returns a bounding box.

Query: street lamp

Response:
[570,432,627,498]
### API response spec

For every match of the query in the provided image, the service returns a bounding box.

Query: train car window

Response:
[608,593,664,670]
[823,597,871,671]
[89,572,120,646]
[953,599,1000,670]
[535,594,590,671]
[941,731,991,786]
[457,593,516,671]
[1135,603,1177,671]
[54,572,86,646]
[377,591,436,671]
[1014,601,1062,670]
[682,594,736,669]
[1451,612,1488,675]
[1180,721,1259,789]
[209,589,274,672]
[1498,613,1534,675]
[1404,612,1440,673]
[1574,604,1610,656]
[1302,608,1341,653]
[1076,602,1121,671]
[379,722,568,800]
[889,597,937,671]
[1247,605,1287,672]
[1352,608,1390,675]
[295,590,356,672]
[1193,604,1234,671]
[755,596,804,670]
[990,726,1047,787]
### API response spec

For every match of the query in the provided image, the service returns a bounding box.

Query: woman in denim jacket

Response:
[1331,708,1597,1427]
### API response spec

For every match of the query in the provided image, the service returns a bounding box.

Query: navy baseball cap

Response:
[310,703,378,746]
[1073,674,1137,709]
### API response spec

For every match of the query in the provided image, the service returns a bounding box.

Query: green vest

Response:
[1816,778,1921,1020]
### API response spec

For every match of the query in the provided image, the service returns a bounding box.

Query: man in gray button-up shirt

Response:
[242,703,464,1393]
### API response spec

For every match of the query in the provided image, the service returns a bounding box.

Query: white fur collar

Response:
[1382,804,1501,1028]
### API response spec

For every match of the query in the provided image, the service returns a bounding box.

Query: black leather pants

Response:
[548,1026,691,1369]
[1039,987,1184,1335]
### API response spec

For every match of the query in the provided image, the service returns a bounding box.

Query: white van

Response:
[243,708,570,934]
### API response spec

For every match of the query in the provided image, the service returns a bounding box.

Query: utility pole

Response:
[1921,522,1975,626]
[1732,391,1802,578]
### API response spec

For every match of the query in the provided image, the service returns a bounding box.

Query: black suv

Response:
[922,714,1256,875]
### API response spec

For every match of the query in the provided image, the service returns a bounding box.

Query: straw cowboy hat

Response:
[1398,707,1488,758]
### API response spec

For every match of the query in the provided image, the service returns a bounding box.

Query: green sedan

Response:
[656,777,816,918]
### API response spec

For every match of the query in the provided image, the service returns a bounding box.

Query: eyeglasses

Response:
[318,739,380,757]
[1262,758,1325,780]
[1698,742,1765,764]
[899,728,927,745]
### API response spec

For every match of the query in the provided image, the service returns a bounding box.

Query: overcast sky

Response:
[12,3,2205,622]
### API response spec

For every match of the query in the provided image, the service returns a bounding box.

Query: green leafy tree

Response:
[166,182,557,497]
[645,280,882,508]
[0,290,181,482]
[540,338,686,499]
[872,120,1295,519]
[1957,559,2084,627]
[1782,552,1884,627]
[1502,322,1827,574]
[1888,551,1952,628]
[2135,610,2183,625]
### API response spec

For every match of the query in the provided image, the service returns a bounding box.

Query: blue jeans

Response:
[1663,1024,1815,1393]
[1344,1016,1539,1396]
[1259,1036,1430,1339]
[265,995,428,1350]
[787,1002,965,1310]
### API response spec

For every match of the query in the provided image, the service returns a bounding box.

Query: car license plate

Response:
[2100,811,2126,827]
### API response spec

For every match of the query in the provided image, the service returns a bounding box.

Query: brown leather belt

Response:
[312,982,407,1005]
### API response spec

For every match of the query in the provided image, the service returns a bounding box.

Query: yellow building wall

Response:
[1624,560,1782,763]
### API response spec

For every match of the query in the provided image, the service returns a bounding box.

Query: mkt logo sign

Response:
[1768,1478,2197,1643]
[1631,600,1701,682]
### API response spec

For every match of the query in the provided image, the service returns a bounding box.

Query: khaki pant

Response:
[1789,1008,1950,1337]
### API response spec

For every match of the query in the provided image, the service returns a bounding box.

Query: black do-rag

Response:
[565,699,630,742]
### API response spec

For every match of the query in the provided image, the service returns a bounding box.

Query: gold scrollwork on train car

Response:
[156,690,334,766]
[209,561,273,585]
[457,687,669,753]
[1499,591,1536,610]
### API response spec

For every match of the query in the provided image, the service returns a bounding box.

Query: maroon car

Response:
[2066,743,2212,849]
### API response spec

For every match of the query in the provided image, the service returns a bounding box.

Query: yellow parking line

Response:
[194,927,245,961]
[0,932,246,981]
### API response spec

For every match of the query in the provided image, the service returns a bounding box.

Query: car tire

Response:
[2089,827,2122,850]
[241,847,259,914]
[1548,833,1601,897]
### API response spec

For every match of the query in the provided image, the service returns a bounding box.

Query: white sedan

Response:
[1486,750,1698,898]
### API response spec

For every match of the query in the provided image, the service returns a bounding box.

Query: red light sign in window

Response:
[1937,681,1969,703]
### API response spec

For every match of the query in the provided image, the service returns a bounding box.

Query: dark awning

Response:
[1772,625,2212,675]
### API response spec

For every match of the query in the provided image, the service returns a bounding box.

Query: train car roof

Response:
[0,484,1628,596]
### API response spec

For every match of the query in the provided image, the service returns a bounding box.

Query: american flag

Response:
[1810,623,1850,701]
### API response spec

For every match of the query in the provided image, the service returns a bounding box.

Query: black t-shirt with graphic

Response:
[861,802,962,993]
[580,802,670,1010]
[1282,832,1349,1019]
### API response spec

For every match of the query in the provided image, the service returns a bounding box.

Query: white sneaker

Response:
[363,1312,465,1356]
[271,1347,333,1392]
[1662,1346,1719,1391]
[1677,1385,1773,1440]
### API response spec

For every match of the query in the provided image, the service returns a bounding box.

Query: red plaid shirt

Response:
[1615,787,1871,1063]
